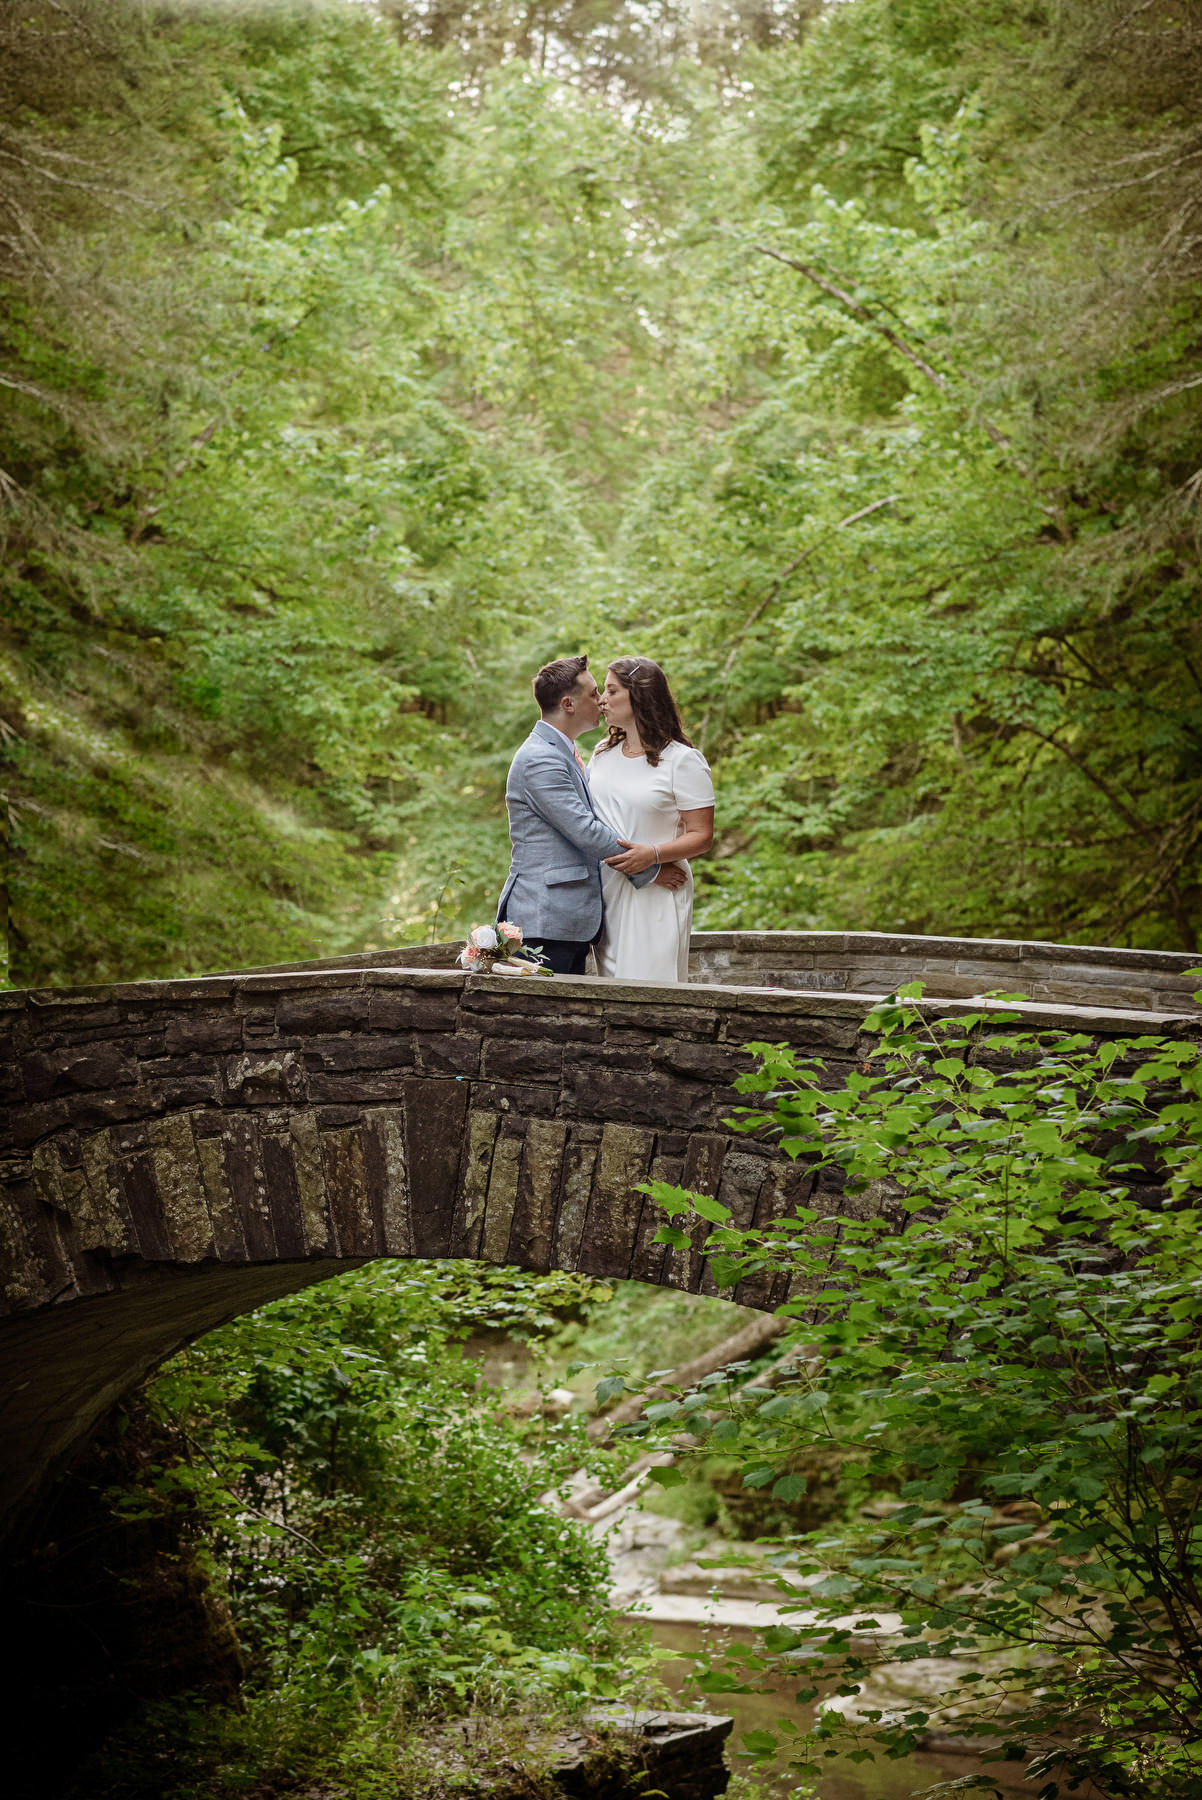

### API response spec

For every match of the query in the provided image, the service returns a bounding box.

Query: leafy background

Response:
[4,0,1200,991]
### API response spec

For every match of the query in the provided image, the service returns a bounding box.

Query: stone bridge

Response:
[2,930,1198,1545]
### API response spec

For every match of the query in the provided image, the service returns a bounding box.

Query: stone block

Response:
[471,1005,603,1044]
[316,1105,363,1128]
[453,1110,501,1259]
[414,1033,482,1079]
[697,1150,769,1296]
[31,1145,98,1256]
[600,1003,721,1040]
[275,993,368,1036]
[287,1110,331,1254]
[480,1125,525,1264]
[947,956,1030,980]
[360,1107,411,1256]
[577,1122,657,1280]
[369,989,462,1034]
[164,1013,244,1055]
[459,987,590,1024]
[241,1009,278,1039]
[731,1159,802,1311]
[146,1075,223,1113]
[629,1129,691,1287]
[552,1128,601,1271]
[403,1078,469,1258]
[1,1099,63,1150]
[258,1129,308,1259]
[117,1151,174,1261]
[306,1068,412,1105]
[1026,980,1160,1010]
[471,1080,560,1118]
[575,1032,658,1073]
[318,1125,380,1258]
[653,1132,730,1294]
[196,1129,246,1260]
[1153,986,1202,1013]
[720,1010,861,1053]
[68,1088,165,1133]
[563,1066,718,1131]
[223,1116,276,1259]
[0,1178,73,1309]
[507,1119,569,1272]
[21,1044,139,1102]
[772,970,849,991]
[147,1116,214,1263]
[658,1039,754,1083]
[303,1036,419,1077]
[482,1037,564,1084]
[79,1129,138,1255]
[224,1049,307,1108]
[112,1120,150,1154]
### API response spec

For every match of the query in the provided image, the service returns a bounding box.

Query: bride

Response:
[589,657,715,983]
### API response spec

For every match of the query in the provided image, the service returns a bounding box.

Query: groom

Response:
[498,654,682,975]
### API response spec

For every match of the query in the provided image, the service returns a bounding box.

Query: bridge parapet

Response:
[689,930,1201,1013]
[234,929,1202,1016]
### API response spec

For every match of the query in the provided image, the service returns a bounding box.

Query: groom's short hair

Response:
[534,654,589,715]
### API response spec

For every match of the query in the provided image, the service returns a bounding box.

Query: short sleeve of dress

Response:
[671,745,715,811]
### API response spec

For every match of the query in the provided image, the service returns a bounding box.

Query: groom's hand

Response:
[654,862,688,891]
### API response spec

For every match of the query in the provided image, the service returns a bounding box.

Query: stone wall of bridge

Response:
[1,935,1197,1544]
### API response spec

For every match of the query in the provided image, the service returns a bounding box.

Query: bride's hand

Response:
[603,839,659,875]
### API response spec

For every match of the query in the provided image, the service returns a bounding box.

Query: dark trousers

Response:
[532,937,591,976]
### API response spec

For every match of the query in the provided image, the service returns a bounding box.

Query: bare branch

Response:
[586,1312,784,1441]
[750,242,1041,481]
[0,370,65,409]
[1049,142,1202,208]
[751,242,951,394]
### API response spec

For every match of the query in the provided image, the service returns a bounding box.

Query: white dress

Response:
[588,739,715,983]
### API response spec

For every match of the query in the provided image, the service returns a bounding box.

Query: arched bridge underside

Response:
[2,930,1198,1543]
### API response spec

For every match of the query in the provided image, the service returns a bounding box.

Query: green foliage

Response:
[87,1261,642,1797]
[5,0,1201,987]
[632,993,1202,1797]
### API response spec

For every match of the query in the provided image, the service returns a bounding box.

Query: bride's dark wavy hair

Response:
[596,657,692,768]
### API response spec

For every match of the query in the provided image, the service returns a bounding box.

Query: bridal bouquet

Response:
[458,922,552,976]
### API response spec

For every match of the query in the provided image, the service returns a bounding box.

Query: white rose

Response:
[472,925,498,950]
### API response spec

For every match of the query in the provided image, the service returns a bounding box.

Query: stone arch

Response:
[3,930,1197,1544]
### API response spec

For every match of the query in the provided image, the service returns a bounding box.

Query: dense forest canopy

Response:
[3,0,1201,986]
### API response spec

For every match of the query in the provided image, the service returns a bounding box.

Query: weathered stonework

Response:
[1,931,1197,1546]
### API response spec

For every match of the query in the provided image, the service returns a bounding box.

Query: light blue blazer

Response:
[498,721,652,943]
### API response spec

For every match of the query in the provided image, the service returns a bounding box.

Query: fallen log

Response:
[586,1311,785,1441]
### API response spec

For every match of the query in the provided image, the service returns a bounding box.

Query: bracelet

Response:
[652,845,660,872]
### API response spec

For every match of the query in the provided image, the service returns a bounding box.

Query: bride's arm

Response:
[603,806,714,875]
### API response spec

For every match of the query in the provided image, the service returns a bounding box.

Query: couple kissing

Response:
[497,654,714,982]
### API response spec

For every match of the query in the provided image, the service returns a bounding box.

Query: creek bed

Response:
[648,1620,1042,1800]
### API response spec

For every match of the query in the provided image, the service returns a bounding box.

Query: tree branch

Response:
[699,494,899,747]
[750,243,1057,492]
